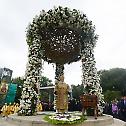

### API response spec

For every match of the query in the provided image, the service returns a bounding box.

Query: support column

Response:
[81,47,104,114]
[54,63,64,112]
[55,63,64,82]
[19,40,42,116]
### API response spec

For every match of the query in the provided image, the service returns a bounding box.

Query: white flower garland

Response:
[81,47,104,113]
[19,39,42,116]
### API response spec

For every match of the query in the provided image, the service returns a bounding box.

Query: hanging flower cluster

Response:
[19,39,42,116]
[81,46,104,113]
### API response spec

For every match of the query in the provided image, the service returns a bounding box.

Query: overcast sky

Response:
[0,0,126,85]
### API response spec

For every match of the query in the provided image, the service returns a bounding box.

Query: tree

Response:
[40,76,54,103]
[104,90,121,103]
[11,76,54,103]
[11,77,24,85]
[40,76,53,87]
[72,84,84,100]
[100,68,126,96]
[11,77,24,103]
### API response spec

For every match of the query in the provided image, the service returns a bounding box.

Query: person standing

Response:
[122,96,126,121]
[37,102,43,112]
[118,97,126,121]
[111,100,118,118]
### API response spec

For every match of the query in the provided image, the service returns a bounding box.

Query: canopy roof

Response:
[26,6,97,64]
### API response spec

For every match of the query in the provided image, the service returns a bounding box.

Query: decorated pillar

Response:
[54,63,64,111]
[19,39,42,116]
[55,63,64,82]
[81,46,104,113]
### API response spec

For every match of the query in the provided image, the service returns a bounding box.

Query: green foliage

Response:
[104,90,121,103]
[44,114,86,125]
[40,76,54,102]
[100,68,126,96]
[11,77,24,103]
[71,67,126,103]
[11,76,54,103]
[11,77,24,85]
[40,76,53,87]
[72,84,84,99]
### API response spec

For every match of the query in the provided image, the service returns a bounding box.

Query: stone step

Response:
[5,114,114,126]
[0,115,125,126]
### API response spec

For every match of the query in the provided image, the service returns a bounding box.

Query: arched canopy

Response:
[19,6,104,116]
[26,6,97,64]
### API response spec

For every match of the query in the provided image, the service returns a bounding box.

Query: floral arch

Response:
[19,6,104,116]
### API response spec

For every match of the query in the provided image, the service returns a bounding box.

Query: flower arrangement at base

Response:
[44,113,86,125]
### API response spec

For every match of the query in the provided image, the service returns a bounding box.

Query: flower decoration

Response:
[44,113,86,125]
[19,6,104,116]
[26,6,97,64]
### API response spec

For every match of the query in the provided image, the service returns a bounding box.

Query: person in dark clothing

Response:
[68,99,76,111]
[118,97,126,121]
[103,102,112,115]
[122,96,126,121]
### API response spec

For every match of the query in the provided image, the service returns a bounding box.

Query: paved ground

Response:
[108,118,126,126]
[0,117,15,126]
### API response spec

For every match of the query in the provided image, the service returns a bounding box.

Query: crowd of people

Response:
[103,96,126,121]
[0,103,20,117]
[42,97,126,122]
[0,102,43,117]
[0,97,126,122]
[41,99,82,112]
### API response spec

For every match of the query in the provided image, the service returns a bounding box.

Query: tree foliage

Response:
[100,68,126,96]
[40,76,53,87]
[11,77,24,85]
[11,68,126,104]
[104,90,121,103]
[40,76,54,103]
[71,68,126,102]
[11,77,24,103]
[11,76,53,103]
[72,84,84,100]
